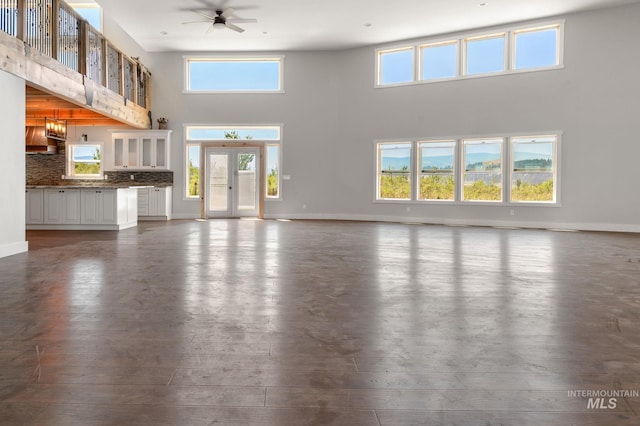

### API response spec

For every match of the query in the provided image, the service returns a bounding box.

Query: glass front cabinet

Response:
[111,130,171,170]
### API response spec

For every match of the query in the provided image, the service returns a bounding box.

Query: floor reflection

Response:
[0,220,638,424]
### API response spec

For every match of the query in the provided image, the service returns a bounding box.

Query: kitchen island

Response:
[25,186,139,231]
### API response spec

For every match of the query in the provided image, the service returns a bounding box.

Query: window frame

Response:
[417,140,457,202]
[462,32,507,77]
[183,55,285,94]
[509,135,559,204]
[265,143,281,199]
[511,24,562,71]
[376,47,415,86]
[65,141,104,180]
[183,125,283,201]
[376,141,414,201]
[185,143,201,199]
[375,19,564,88]
[419,40,459,82]
[461,137,505,203]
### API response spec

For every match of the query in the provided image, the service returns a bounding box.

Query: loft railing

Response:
[0,0,150,109]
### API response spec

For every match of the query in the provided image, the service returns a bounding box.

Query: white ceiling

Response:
[95,0,640,52]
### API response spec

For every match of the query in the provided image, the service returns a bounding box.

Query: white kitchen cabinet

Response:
[113,135,140,169]
[81,189,117,225]
[111,130,171,170]
[25,188,44,224]
[126,189,138,224]
[140,135,168,169]
[80,188,137,228]
[44,188,81,224]
[27,187,138,231]
[137,186,172,220]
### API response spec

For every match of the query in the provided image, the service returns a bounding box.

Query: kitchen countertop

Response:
[26,184,172,189]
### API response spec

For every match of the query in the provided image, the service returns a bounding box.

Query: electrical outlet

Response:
[302,203,307,209]
[130,174,134,180]
[104,174,108,180]
[510,209,515,216]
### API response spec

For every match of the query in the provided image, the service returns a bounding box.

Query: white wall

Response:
[330,3,640,231]
[0,71,27,258]
[95,3,640,231]
[101,11,150,65]
[145,50,343,219]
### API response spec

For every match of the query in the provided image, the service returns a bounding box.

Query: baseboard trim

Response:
[166,212,640,233]
[263,213,640,233]
[26,222,137,231]
[0,240,28,259]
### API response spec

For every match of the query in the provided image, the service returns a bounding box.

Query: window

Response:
[462,138,503,201]
[377,143,412,200]
[186,144,200,197]
[185,126,282,200]
[68,2,102,31]
[375,20,563,87]
[420,41,458,81]
[511,136,556,202]
[67,143,103,179]
[375,134,558,205]
[266,145,280,198]
[465,33,506,76]
[377,48,414,85]
[513,26,559,70]
[418,141,456,201]
[185,57,284,92]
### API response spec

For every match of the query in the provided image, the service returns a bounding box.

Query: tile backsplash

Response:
[26,154,173,187]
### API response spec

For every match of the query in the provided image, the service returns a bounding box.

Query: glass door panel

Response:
[127,138,138,167]
[156,138,166,167]
[207,152,229,214]
[114,138,124,167]
[236,150,257,213]
[204,147,260,218]
[141,138,152,167]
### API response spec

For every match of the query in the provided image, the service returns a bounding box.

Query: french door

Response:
[204,147,262,218]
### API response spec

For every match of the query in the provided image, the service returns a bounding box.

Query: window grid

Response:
[375,134,559,205]
[376,21,563,87]
[66,143,103,179]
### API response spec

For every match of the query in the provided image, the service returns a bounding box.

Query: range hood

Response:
[26,126,57,153]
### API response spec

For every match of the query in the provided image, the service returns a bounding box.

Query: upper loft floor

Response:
[0,0,151,128]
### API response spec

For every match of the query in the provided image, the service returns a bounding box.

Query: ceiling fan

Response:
[183,8,257,33]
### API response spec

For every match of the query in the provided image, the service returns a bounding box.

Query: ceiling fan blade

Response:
[225,22,245,33]
[206,23,215,34]
[182,20,210,25]
[192,10,216,20]
[220,7,234,18]
[227,18,257,24]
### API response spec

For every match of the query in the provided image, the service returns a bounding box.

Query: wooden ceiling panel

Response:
[25,85,124,127]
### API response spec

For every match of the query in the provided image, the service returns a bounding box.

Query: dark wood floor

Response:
[1,219,639,425]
